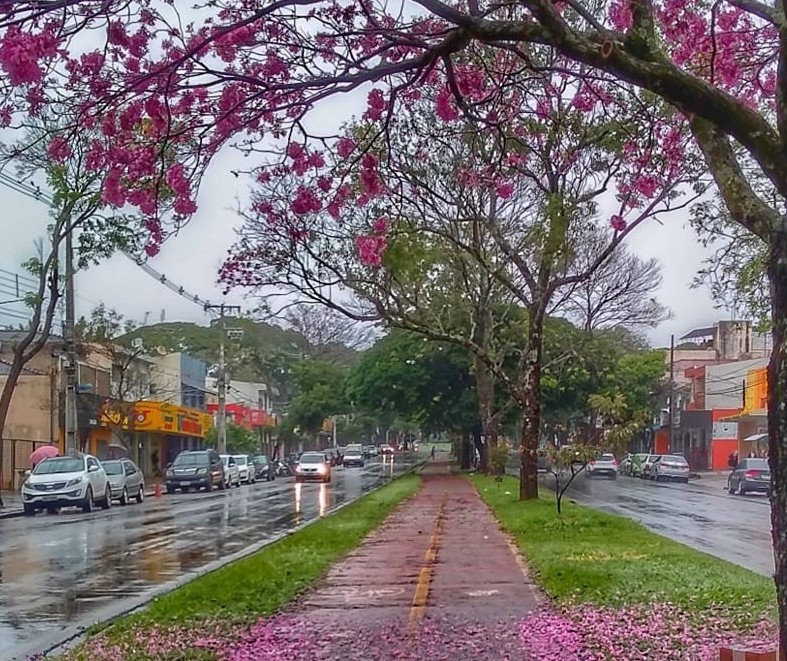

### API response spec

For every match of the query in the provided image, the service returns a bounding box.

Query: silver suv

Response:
[21,454,112,515]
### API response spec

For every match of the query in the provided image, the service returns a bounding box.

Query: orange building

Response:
[727,366,769,458]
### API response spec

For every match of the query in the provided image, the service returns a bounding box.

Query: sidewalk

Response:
[283,456,540,659]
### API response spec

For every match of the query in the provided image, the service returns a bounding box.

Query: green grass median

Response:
[470,474,774,628]
[73,473,420,649]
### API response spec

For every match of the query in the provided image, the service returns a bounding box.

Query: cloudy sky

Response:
[0,87,726,350]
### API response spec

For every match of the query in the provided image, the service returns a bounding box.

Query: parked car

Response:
[103,458,145,504]
[166,449,225,493]
[651,454,691,483]
[251,454,275,481]
[295,451,332,483]
[727,457,771,496]
[220,454,241,487]
[233,454,255,484]
[586,453,618,479]
[629,453,649,477]
[21,453,112,515]
[343,447,365,468]
[641,454,662,479]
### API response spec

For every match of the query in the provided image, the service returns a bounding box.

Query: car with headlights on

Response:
[103,458,145,504]
[166,449,225,493]
[295,451,332,483]
[22,454,112,515]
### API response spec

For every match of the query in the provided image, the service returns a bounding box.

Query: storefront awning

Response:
[743,433,768,443]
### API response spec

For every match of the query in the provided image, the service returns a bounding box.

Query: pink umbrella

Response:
[29,445,59,467]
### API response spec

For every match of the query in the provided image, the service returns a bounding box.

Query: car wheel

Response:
[101,486,112,510]
[183,485,190,493]
[23,504,35,516]
[610,473,617,480]
[738,484,746,496]
[166,485,175,494]
[120,487,129,506]
[205,479,213,492]
[82,487,94,513]
[682,478,689,484]
[136,485,145,503]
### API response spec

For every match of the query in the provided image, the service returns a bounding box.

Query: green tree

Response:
[205,423,258,455]
[286,360,347,437]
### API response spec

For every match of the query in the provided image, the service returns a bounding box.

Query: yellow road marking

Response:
[407,492,447,637]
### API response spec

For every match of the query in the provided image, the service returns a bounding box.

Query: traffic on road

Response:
[0,448,416,660]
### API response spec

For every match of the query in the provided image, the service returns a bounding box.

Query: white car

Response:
[22,454,112,515]
[586,453,619,479]
[233,454,256,484]
[220,454,241,487]
[651,454,690,483]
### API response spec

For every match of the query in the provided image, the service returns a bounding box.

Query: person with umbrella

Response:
[29,443,59,468]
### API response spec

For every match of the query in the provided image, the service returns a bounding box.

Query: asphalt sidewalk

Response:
[289,456,540,659]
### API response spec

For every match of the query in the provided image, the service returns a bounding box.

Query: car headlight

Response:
[317,465,326,473]
[166,469,174,477]
[197,467,207,475]
[65,477,83,488]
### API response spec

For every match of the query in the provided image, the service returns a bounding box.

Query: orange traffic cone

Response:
[154,481,162,498]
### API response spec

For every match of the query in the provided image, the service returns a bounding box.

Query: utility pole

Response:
[332,415,338,448]
[668,333,675,454]
[63,230,78,455]
[205,303,241,454]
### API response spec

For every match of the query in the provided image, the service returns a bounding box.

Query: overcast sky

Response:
[0,88,727,350]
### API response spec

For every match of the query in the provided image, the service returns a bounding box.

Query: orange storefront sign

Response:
[102,401,212,438]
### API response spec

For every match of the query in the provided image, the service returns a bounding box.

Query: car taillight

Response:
[612,459,618,465]
[589,460,595,466]
[745,470,760,478]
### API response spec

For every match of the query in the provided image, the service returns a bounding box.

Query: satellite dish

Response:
[155,346,167,355]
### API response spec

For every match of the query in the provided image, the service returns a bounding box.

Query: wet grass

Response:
[470,474,775,627]
[76,473,420,643]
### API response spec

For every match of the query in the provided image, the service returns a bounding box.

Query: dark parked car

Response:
[166,449,225,493]
[727,457,771,496]
[251,454,276,481]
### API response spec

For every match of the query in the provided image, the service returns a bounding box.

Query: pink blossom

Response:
[435,87,459,121]
[290,186,321,215]
[365,88,386,121]
[356,234,387,266]
[495,181,515,199]
[372,217,387,233]
[336,137,356,159]
[0,25,58,85]
[47,136,72,162]
[610,214,627,232]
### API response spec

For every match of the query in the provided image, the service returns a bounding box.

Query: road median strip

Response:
[43,471,421,660]
[470,473,778,660]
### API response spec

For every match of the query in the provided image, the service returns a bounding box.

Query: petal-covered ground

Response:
[53,603,775,661]
[519,602,777,661]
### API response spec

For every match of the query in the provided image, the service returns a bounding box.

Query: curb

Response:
[18,460,425,661]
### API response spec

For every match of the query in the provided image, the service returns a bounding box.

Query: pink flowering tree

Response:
[1,0,787,643]
[223,65,699,498]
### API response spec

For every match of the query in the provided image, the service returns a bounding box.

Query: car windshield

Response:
[102,461,124,475]
[174,453,208,467]
[253,455,268,464]
[746,458,769,469]
[235,456,247,465]
[346,451,362,456]
[33,457,83,474]
[598,454,615,461]
[300,453,324,463]
[663,455,687,464]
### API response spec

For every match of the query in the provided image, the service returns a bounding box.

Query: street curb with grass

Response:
[17,460,425,661]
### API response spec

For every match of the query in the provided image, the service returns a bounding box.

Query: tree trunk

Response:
[518,310,545,501]
[767,230,787,660]
[474,356,497,474]
[459,432,471,470]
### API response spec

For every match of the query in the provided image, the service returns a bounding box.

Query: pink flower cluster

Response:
[0,25,57,85]
[519,602,776,661]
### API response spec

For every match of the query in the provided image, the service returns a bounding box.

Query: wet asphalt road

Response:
[560,473,773,576]
[0,455,414,659]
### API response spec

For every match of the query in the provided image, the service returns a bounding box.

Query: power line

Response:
[0,170,222,316]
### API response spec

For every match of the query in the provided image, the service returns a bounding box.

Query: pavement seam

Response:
[406,489,448,638]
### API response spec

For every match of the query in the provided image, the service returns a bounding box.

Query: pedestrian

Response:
[727,450,738,471]
[431,446,436,460]
[748,449,756,459]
